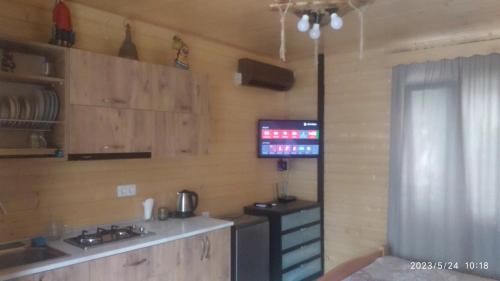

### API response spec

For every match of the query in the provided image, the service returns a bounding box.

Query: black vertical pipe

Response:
[317,53,325,275]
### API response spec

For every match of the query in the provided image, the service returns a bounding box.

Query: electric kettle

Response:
[175,190,198,218]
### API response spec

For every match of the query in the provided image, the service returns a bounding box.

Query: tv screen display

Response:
[258,120,320,158]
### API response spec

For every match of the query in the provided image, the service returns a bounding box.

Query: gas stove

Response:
[64,225,154,250]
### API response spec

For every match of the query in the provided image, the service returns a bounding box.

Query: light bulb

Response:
[309,23,321,40]
[297,14,310,32]
[330,13,343,30]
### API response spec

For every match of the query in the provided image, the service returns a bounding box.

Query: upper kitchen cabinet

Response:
[152,64,209,114]
[0,37,210,160]
[68,49,154,110]
[68,105,154,158]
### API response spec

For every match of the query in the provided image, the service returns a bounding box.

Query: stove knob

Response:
[139,226,145,233]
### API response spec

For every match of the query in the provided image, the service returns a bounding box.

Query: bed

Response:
[319,247,498,281]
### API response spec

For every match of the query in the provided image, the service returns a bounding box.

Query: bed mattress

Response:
[343,256,497,281]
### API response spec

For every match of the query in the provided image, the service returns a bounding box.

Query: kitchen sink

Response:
[0,241,68,270]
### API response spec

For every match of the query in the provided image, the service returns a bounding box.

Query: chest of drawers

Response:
[244,200,322,281]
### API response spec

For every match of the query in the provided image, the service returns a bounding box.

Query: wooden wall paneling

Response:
[287,38,500,273]
[0,1,286,242]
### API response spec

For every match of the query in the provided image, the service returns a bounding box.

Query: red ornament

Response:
[53,1,72,31]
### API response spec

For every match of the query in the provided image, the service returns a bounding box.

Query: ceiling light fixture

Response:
[297,14,310,32]
[270,0,369,61]
[298,9,343,40]
[309,22,321,40]
[330,12,343,30]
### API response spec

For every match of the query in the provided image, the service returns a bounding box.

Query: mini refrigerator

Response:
[223,214,270,281]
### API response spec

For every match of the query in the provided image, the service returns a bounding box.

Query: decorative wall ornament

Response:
[119,24,139,60]
[50,0,75,47]
[172,36,190,70]
[1,50,16,72]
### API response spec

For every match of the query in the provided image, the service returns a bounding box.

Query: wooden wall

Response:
[286,38,500,271]
[0,0,287,242]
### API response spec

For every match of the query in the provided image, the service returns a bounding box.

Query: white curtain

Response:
[388,54,500,279]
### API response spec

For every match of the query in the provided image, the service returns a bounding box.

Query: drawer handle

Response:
[102,98,127,105]
[124,258,148,267]
[103,144,125,150]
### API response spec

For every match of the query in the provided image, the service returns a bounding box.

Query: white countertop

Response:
[0,216,233,281]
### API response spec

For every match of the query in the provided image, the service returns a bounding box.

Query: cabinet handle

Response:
[205,236,211,260]
[102,98,127,105]
[200,236,206,261]
[124,258,148,267]
[103,144,125,150]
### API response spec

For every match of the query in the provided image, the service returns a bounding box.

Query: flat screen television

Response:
[258,119,320,158]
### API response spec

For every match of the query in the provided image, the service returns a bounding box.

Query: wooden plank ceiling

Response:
[65,0,500,59]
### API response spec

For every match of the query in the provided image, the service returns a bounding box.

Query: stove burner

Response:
[65,225,154,250]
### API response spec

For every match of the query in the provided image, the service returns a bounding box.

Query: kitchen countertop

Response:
[0,216,233,281]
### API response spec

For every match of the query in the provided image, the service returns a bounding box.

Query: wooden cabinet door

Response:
[205,228,231,281]
[89,247,154,281]
[179,228,230,281]
[148,238,182,280]
[153,111,209,158]
[69,105,153,154]
[152,66,210,114]
[35,263,90,281]
[69,49,153,110]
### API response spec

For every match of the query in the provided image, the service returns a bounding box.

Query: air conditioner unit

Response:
[235,58,295,91]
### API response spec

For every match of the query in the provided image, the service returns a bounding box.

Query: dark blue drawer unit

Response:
[244,200,322,281]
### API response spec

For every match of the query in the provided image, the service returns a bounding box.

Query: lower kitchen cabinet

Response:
[89,247,155,281]
[179,227,230,281]
[10,228,229,281]
[10,263,90,281]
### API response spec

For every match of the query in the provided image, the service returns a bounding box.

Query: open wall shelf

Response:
[0,72,64,86]
[0,37,67,159]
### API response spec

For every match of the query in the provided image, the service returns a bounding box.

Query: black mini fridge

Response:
[223,215,270,281]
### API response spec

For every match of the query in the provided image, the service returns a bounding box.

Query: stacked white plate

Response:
[0,88,59,129]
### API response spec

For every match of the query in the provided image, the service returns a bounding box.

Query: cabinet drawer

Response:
[282,241,321,270]
[281,224,320,251]
[281,207,320,231]
[282,258,321,281]
[90,247,154,281]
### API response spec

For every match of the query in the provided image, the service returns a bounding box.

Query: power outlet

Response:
[117,184,137,198]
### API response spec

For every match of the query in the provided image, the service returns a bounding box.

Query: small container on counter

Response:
[158,207,170,221]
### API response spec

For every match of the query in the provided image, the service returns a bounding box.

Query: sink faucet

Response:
[0,201,6,215]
